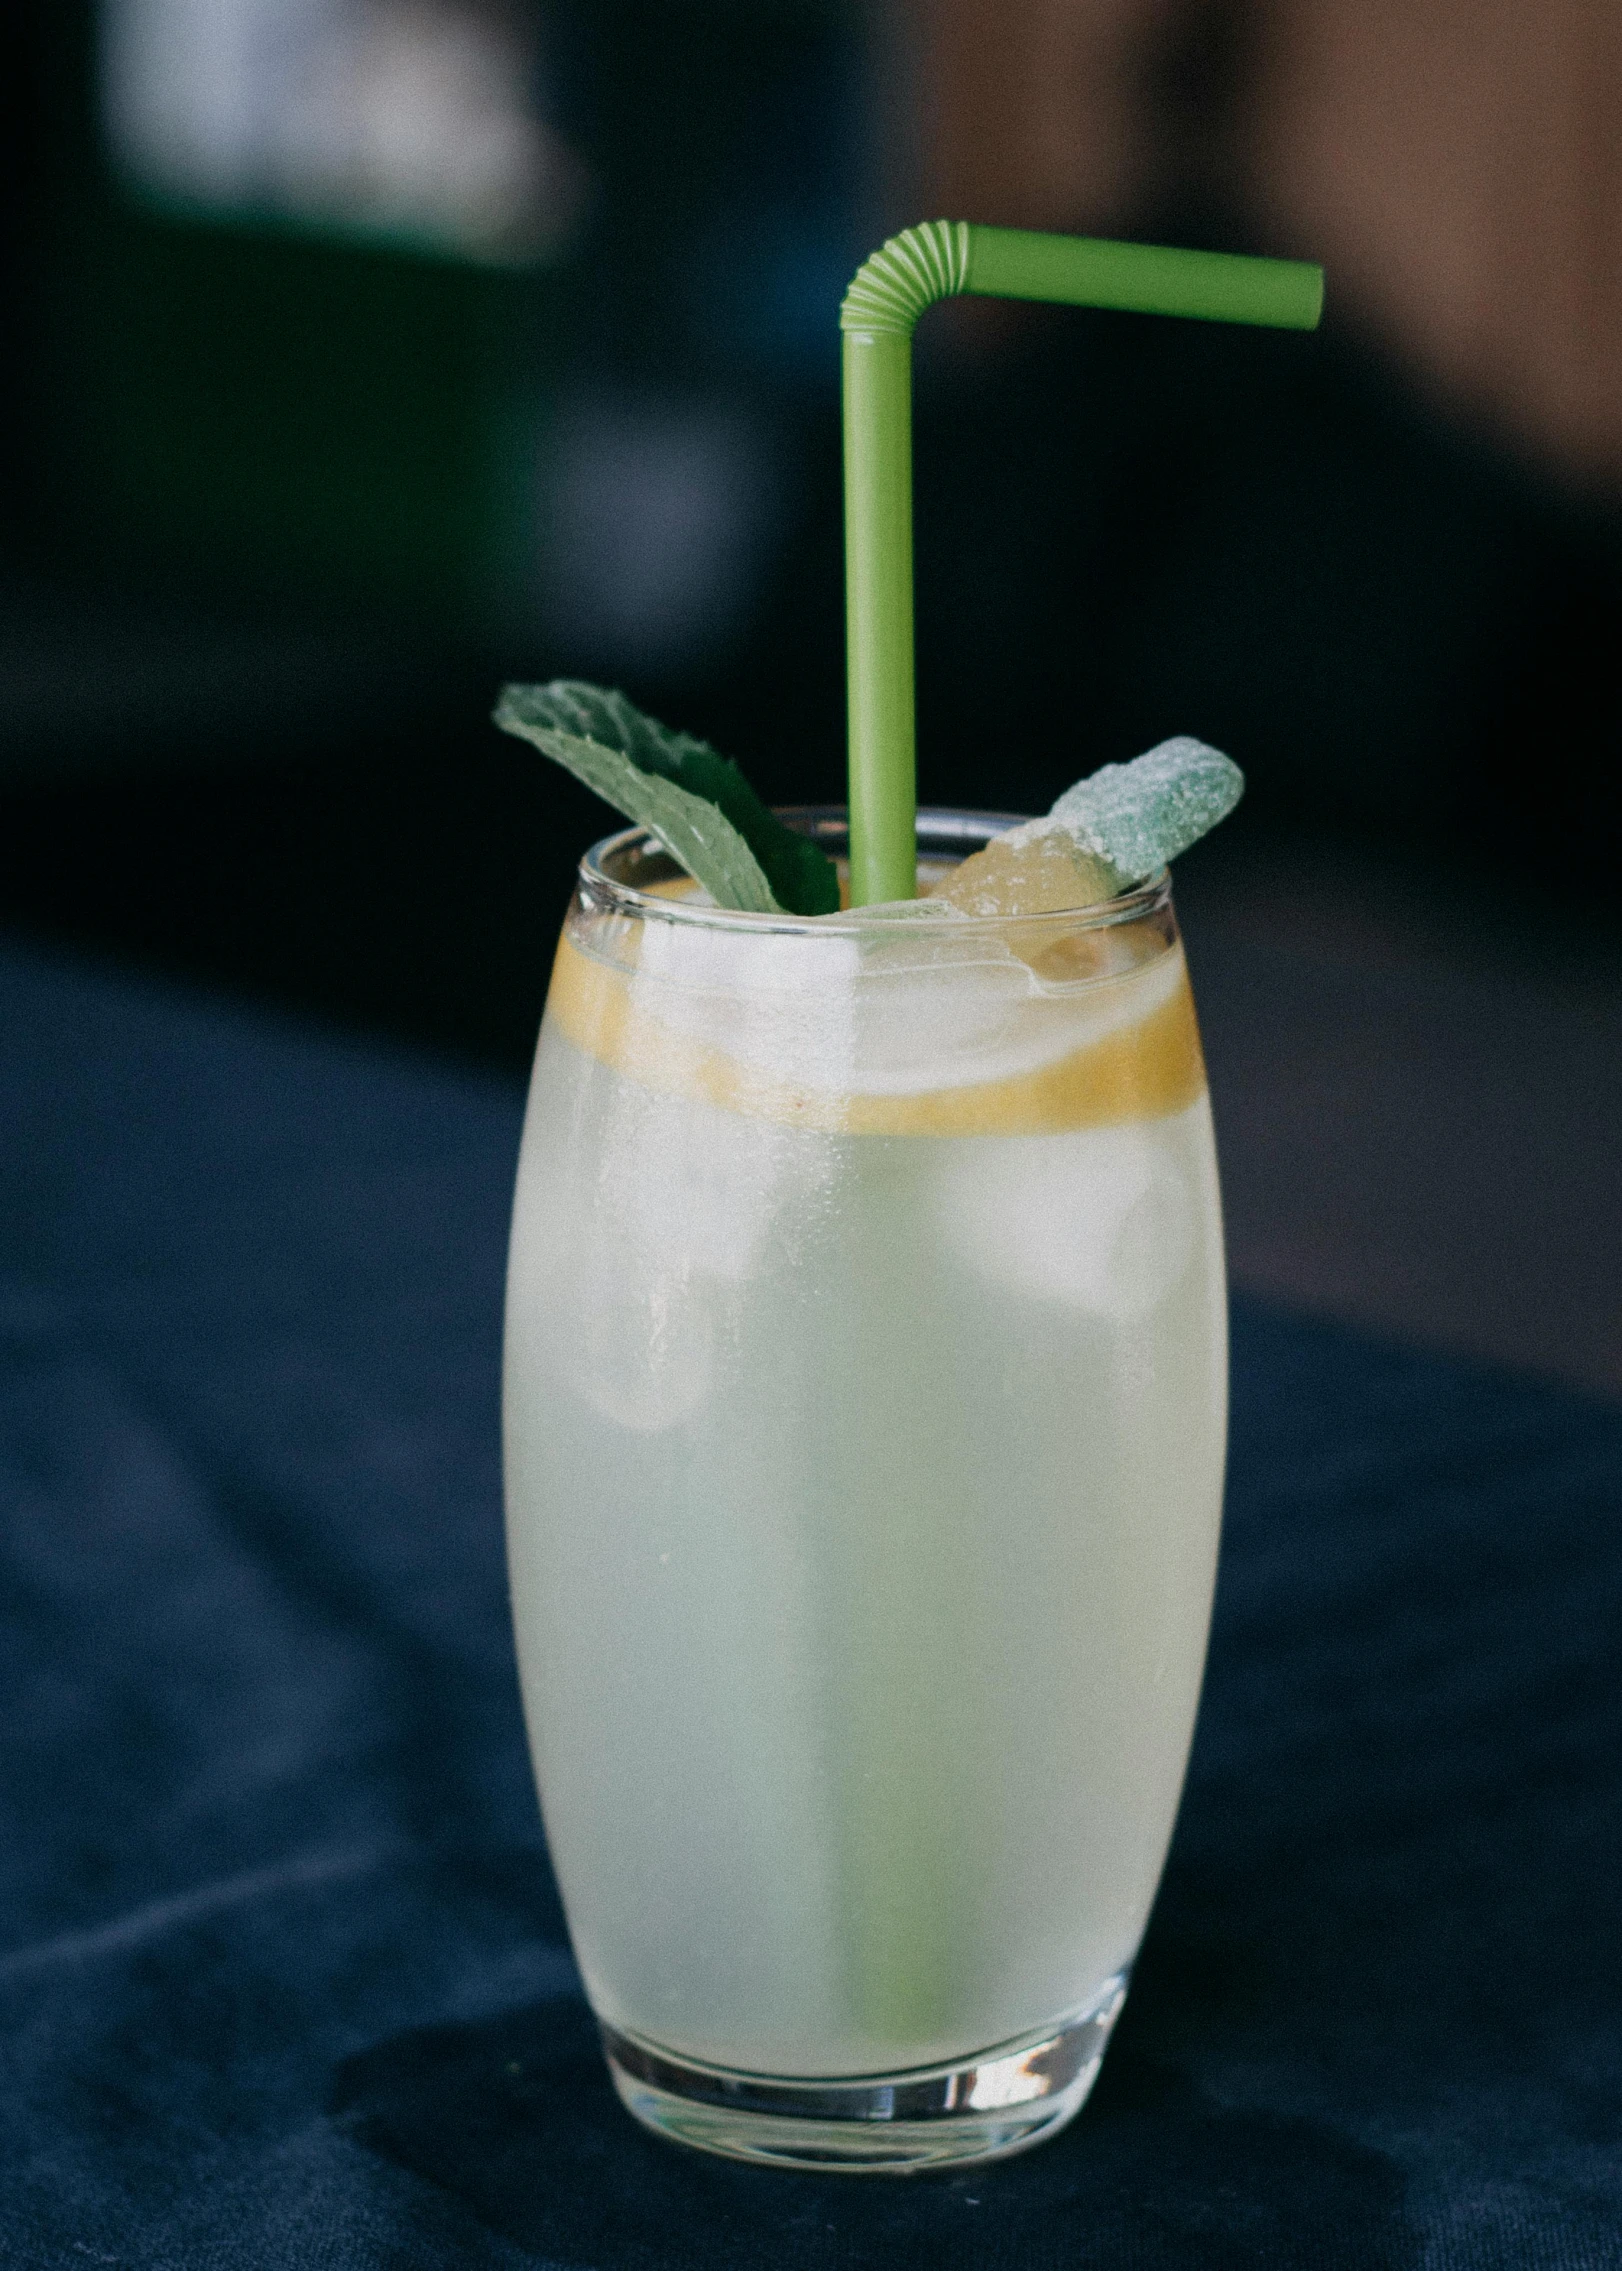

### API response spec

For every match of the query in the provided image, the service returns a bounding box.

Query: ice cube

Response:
[930,736,1243,915]
[520,1066,832,1433]
[936,1118,1203,1317]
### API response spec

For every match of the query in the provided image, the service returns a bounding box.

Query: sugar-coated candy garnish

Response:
[1048,736,1243,886]
[931,737,1242,916]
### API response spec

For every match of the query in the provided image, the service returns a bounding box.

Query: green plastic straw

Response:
[841,222,1325,904]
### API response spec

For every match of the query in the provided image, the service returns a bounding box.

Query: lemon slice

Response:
[544,933,1205,1137]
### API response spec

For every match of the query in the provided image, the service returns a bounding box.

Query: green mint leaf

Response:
[494,702,777,913]
[494,680,840,917]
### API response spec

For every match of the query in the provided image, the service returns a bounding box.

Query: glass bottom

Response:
[601,1971,1129,2173]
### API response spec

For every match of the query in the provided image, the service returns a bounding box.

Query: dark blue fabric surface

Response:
[1,938,1618,2269]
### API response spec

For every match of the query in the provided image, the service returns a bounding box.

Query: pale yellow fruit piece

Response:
[929,830,1117,917]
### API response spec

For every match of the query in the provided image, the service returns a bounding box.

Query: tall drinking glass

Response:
[503,810,1228,2171]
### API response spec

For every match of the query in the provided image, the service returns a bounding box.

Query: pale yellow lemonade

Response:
[503,836,1227,2081]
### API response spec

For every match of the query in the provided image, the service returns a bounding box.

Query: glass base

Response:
[601,1972,1129,2173]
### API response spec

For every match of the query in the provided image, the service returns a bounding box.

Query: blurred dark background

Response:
[2,0,1619,1384]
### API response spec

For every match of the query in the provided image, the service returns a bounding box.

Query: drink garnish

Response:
[931,737,1244,916]
[494,681,841,917]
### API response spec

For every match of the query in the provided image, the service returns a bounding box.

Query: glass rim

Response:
[579,806,1173,937]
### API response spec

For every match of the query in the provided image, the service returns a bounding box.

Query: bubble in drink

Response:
[932,737,1243,917]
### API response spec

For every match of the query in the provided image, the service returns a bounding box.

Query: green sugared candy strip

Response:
[929,736,1244,917]
[1046,736,1244,888]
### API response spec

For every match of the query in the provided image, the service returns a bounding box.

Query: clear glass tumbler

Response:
[503,810,1228,2171]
